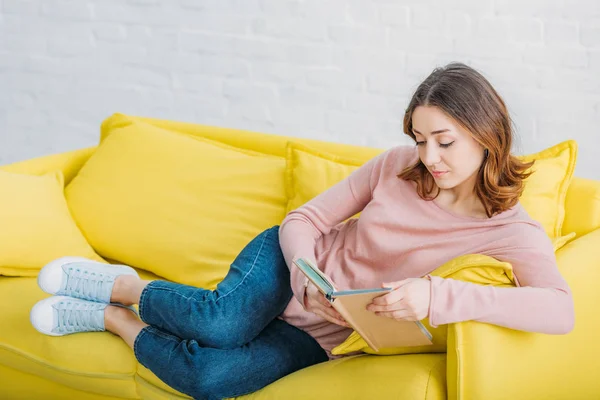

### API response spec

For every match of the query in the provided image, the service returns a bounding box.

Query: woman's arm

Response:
[427,228,575,334]
[279,147,397,309]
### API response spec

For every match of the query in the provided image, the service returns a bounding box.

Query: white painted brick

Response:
[410,6,444,30]
[222,80,278,105]
[366,71,418,96]
[305,67,363,90]
[581,23,600,47]
[285,43,333,66]
[328,25,387,48]
[537,68,600,94]
[543,20,579,45]
[3,0,40,15]
[332,47,405,74]
[41,0,92,20]
[172,73,223,95]
[590,50,600,69]
[494,0,563,18]
[454,38,523,60]
[379,4,409,28]
[226,100,270,122]
[510,18,543,43]
[278,85,344,109]
[92,23,127,42]
[523,45,588,68]
[1,0,599,179]
[180,0,261,13]
[389,28,453,54]
[444,11,472,38]
[0,33,46,54]
[179,12,251,35]
[344,92,406,118]
[345,0,380,25]
[46,37,94,57]
[93,41,147,63]
[91,2,175,25]
[251,61,305,84]
[474,17,511,42]
[252,17,326,41]
[269,104,325,130]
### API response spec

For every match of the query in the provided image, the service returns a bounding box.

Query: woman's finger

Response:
[376,309,415,321]
[313,309,351,328]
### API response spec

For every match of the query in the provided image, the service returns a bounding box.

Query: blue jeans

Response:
[133,226,329,400]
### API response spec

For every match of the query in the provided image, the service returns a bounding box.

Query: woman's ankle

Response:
[110,275,142,305]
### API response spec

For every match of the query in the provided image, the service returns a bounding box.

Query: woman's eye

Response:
[440,141,455,148]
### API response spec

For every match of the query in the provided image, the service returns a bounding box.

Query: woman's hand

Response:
[367,278,431,321]
[304,282,350,328]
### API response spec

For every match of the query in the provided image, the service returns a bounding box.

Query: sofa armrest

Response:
[446,228,600,400]
[0,147,96,185]
[563,177,600,238]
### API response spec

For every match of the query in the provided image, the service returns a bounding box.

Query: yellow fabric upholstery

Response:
[0,277,138,398]
[564,177,600,238]
[0,146,96,186]
[236,354,446,400]
[518,140,577,238]
[0,170,104,276]
[331,254,515,356]
[285,141,364,213]
[446,228,600,400]
[64,117,287,289]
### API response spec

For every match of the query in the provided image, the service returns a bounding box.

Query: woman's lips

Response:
[431,171,448,178]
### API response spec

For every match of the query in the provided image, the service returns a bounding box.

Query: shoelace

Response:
[55,300,104,334]
[64,267,113,301]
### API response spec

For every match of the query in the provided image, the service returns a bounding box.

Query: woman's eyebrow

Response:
[413,129,451,135]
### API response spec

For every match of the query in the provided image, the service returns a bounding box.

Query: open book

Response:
[293,258,433,351]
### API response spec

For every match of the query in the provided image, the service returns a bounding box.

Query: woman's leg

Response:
[128,314,328,400]
[112,225,294,349]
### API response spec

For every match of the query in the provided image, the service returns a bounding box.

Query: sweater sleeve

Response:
[427,223,575,334]
[279,147,397,309]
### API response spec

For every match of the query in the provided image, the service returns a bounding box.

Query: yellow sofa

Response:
[1,114,600,400]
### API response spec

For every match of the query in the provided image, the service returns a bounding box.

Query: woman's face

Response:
[411,105,485,192]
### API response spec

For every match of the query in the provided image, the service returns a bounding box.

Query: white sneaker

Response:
[31,296,108,336]
[37,256,139,304]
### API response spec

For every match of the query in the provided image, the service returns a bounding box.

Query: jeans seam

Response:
[216,229,269,302]
[138,280,156,323]
[133,325,150,361]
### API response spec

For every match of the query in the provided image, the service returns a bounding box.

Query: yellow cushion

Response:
[285,141,364,214]
[0,170,104,276]
[237,353,446,400]
[0,277,138,398]
[518,140,577,238]
[65,118,287,289]
[331,254,515,356]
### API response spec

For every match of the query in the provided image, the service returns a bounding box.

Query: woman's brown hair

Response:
[398,62,534,218]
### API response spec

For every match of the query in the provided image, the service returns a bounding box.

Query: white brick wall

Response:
[0,0,599,179]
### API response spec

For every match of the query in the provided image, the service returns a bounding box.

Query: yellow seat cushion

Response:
[0,277,138,398]
[237,353,446,400]
[331,254,515,356]
[65,118,287,289]
[0,170,104,277]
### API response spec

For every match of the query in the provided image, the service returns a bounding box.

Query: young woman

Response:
[31,62,574,400]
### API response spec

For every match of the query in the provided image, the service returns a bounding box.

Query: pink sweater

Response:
[277,145,574,359]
